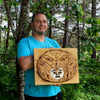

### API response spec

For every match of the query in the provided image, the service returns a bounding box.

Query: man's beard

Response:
[33,28,47,35]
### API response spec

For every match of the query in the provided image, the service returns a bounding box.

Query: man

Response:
[17,13,63,100]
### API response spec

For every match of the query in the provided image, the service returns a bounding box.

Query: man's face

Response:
[31,14,48,35]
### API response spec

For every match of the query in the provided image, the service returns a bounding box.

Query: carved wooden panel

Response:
[34,48,79,85]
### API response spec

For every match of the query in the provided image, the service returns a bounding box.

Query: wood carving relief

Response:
[34,48,79,85]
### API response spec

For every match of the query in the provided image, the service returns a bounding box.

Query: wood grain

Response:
[34,48,79,85]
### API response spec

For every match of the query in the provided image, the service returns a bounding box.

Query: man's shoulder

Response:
[19,36,32,43]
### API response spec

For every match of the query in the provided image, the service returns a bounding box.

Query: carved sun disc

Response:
[37,50,77,83]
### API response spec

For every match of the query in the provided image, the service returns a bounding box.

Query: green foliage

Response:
[97,37,100,43]
[64,0,70,4]
[0,41,16,65]
[79,18,100,58]
[0,0,3,6]
[61,58,100,100]
[8,0,19,7]
[0,66,17,92]
[0,65,18,100]
[72,3,84,18]
[0,40,18,100]
[0,91,17,100]
[86,18,100,37]
[57,0,64,4]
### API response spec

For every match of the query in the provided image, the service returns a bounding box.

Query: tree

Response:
[76,0,80,54]
[62,0,69,48]
[81,0,85,53]
[48,10,53,38]
[91,0,96,59]
[4,0,30,100]
[0,5,3,43]
[6,20,10,48]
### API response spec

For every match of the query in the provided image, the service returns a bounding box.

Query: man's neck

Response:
[32,33,45,42]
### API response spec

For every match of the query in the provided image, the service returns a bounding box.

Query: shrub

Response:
[61,58,100,100]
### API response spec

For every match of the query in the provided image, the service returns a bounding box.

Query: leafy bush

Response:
[0,40,18,100]
[0,65,18,100]
[0,91,17,100]
[61,58,100,100]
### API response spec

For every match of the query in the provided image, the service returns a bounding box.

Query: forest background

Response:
[0,0,100,100]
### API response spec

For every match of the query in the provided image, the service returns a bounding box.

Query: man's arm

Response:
[18,55,34,71]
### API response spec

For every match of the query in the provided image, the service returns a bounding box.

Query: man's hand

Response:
[52,84,60,86]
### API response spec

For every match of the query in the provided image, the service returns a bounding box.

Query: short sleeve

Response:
[53,40,60,48]
[17,38,31,59]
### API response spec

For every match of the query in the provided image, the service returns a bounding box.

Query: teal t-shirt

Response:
[17,36,61,97]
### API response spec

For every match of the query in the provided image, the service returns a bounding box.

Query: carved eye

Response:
[51,69,57,75]
[38,61,45,66]
[46,58,50,61]
[58,71,62,74]
[44,56,53,61]
[60,55,69,61]
[53,71,57,75]
[58,68,63,74]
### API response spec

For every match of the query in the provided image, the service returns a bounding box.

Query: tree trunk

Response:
[16,62,25,100]
[77,22,80,53]
[76,0,80,54]
[49,19,52,38]
[15,0,18,30]
[16,1,30,100]
[0,29,1,43]
[3,0,16,37]
[81,0,85,55]
[16,0,30,43]
[4,0,30,99]
[0,27,1,43]
[0,6,3,43]
[6,4,11,48]
[91,0,96,59]
[62,2,69,48]
[48,10,52,38]
[6,20,10,48]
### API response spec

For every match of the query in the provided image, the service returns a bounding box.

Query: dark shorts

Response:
[24,92,63,100]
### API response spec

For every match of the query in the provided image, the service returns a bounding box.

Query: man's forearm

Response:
[18,56,34,71]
